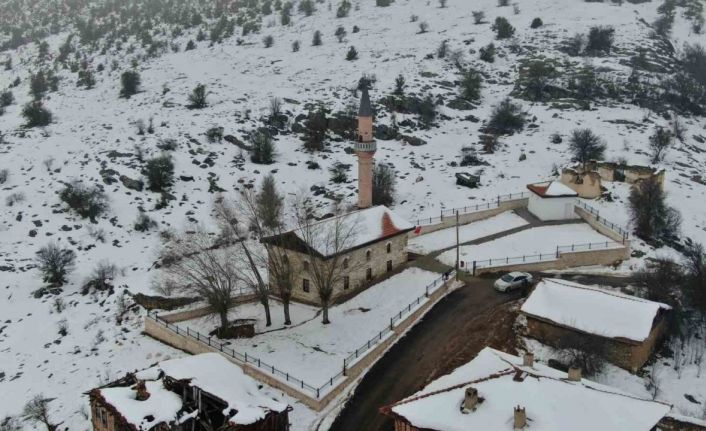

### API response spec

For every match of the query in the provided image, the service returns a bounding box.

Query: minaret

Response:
[355,86,376,209]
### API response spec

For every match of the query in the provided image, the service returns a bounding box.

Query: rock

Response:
[60,225,72,231]
[32,220,42,227]
[223,135,253,151]
[446,98,476,111]
[100,168,119,185]
[400,134,428,146]
[29,230,37,237]
[180,175,195,182]
[106,150,133,158]
[119,175,144,191]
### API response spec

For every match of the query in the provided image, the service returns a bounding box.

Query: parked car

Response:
[494,272,533,292]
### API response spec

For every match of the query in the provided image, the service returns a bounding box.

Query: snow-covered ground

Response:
[1,0,705,428]
[407,211,529,254]
[178,267,442,386]
[437,223,622,267]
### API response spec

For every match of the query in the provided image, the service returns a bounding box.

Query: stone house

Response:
[526,180,580,221]
[520,278,671,372]
[380,347,690,431]
[88,353,290,431]
[262,205,414,305]
[560,161,666,198]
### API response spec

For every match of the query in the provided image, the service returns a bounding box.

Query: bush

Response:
[134,213,158,232]
[372,164,396,206]
[36,242,76,287]
[206,126,224,143]
[487,98,525,135]
[563,33,585,56]
[312,30,322,46]
[418,94,437,128]
[299,0,315,16]
[472,11,485,24]
[460,68,483,101]
[188,83,208,109]
[530,17,543,28]
[86,260,118,291]
[394,74,405,95]
[418,22,429,33]
[250,131,276,164]
[346,46,358,61]
[329,162,349,183]
[304,106,328,151]
[292,40,301,52]
[263,35,274,48]
[143,155,174,192]
[492,17,515,39]
[520,59,557,101]
[0,90,13,107]
[649,126,673,163]
[585,26,615,54]
[120,70,141,98]
[629,176,681,244]
[59,181,108,221]
[682,44,706,86]
[0,169,8,184]
[479,43,496,62]
[337,0,352,17]
[437,40,449,58]
[5,192,24,206]
[335,26,347,43]
[22,100,52,127]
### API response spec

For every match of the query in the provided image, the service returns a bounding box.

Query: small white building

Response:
[526,181,579,221]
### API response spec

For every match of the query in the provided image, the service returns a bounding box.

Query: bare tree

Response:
[628,177,681,243]
[22,395,57,431]
[293,196,359,324]
[160,231,242,336]
[36,243,76,287]
[649,126,673,163]
[213,196,272,327]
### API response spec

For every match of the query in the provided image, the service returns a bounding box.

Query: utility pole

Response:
[455,210,460,277]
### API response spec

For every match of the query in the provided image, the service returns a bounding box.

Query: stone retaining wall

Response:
[410,198,529,237]
[574,206,628,244]
[143,276,458,411]
[158,294,259,323]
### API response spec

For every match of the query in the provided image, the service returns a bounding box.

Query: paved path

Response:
[328,278,521,431]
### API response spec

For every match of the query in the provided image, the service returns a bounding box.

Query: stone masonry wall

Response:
[474,246,630,275]
[409,198,529,236]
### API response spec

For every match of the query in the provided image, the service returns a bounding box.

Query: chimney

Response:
[523,352,534,368]
[568,367,582,382]
[513,405,527,429]
[461,387,479,413]
[134,380,150,401]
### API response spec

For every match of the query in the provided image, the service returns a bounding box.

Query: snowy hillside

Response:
[1,0,705,429]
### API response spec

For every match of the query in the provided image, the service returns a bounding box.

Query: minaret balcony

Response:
[355,141,377,153]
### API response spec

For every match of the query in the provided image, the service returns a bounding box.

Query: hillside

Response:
[1,0,705,429]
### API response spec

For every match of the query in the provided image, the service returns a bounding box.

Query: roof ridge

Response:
[543,278,670,308]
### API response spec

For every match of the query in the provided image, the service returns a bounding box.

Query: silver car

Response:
[493,272,533,292]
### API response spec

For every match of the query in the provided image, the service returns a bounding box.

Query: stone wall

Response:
[658,416,706,431]
[474,245,630,276]
[158,294,259,323]
[574,206,628,244]
[144,276,458,412]
[560,169,602,199]
[524,315,665,372]
[276,233,409,306]
[409,198,529,236]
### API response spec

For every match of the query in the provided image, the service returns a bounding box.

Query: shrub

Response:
[394,74,405,95]
[22,100,52,127]
[563,33,585,56]
[134,213,158,232]
[250,131,276,164]
[530,17,543,28]
[0,90,13,107]
[5,192,24,206]
[335,26,347,43]
[143,155,174,192]
[312,30,322,46]
[329,162,349,183]
[460,68,483,101]
[346,46,358,61]
[418,94,437,128]
[304,106,328,151]
[682,44,706,86]
[372,164,396,206]
[629,176,681,244]
[418,22,429,33]
[472,11,485,24]
[206,126,224,143]
[187,83,207,109]
[120,70,141,98]
[487,98,525,135]
[337,0,352,17]
[299,0,315,16]
[86,260,118,291]
[263,35,274,48]
[36,243,76,287]
[59,181,108,221]
[649,126,673,163]
[376,0,392,6]
[0,169,8,184]
[520,59,557,101]
[292,40,301,52]
[479,43,496,62]
[437,40,449,58]
[585,26,615,54]
[492,17,515,39]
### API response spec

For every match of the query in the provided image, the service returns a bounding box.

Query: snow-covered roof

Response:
[527,181,578,198]
[521,278,671,343]
[291,205,413,257]
[99,381,182,430]
[386,347,671,431]
[100,353,288,429]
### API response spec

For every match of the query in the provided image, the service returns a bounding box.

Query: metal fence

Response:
[462,241,623,274]
[415,192,529,226]
[147,272,455,399]
[342,271,455,371]
[575,200,630,241]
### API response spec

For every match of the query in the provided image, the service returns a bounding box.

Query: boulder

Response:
[119,175,144,191]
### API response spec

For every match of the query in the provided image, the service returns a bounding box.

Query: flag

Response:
[414,226,422,235]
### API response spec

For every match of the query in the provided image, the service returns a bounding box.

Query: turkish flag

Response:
[414,226,422,235]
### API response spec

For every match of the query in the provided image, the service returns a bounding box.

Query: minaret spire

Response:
[355,86,376,209]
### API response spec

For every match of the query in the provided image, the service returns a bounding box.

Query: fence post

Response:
[556,245,559,258]
[343,363,347,377]
[472,260,477,276]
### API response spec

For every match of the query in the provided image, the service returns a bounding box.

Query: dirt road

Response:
[329,279,522,431]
